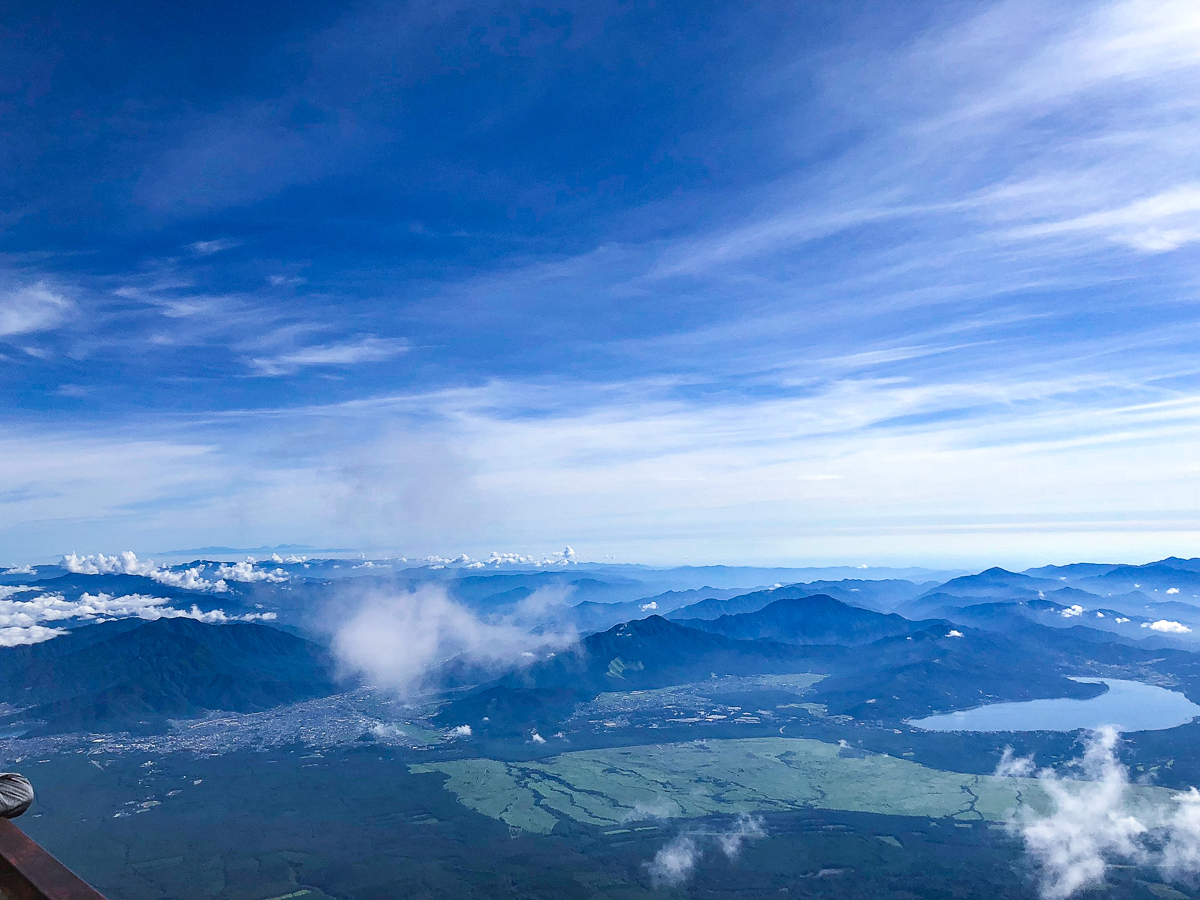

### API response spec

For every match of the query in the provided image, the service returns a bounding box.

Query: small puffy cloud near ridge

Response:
[1145,620,1191,634]
[215,560,288,583]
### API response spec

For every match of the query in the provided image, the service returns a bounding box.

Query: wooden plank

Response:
[0,820,106,900]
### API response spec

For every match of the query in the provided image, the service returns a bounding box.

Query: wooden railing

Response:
[0,820,106,900]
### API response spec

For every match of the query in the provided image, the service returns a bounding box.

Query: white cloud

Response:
[0,589,274,645]
[1116,617,1130,624]
[450,724,472,737]
[0,625,65,647]
[188,239,241,256]
[946,629,964,637]
[1167,587,1180,594]
[0,591,174,624]
[2,565,35,575]
[1061,605,1085,618]
[1018,727,1148,899]
[1160,788,1200,878]
[0,283,72,337]
[646,815,767,888]
[715,814,767,860]
[63,550,155,577]
[1148,619,1191,634]
[1010,726,1200,898]
[530,731,546,744]
[151,566,229,592]
[329,585,577,696]
[371,723,406,740]
[250,336,407,376]
[96,599,276,625]
[214,560,288,583]
[3,359,1200,569]
[62,552,228,592]
[0,586,39,600]
[1007,186,1200,253]
[995,746,1036,779]
[647,835,699,887]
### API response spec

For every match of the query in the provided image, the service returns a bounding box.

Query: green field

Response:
[412,736,1172,834]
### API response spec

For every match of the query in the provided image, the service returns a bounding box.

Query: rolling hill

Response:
[0,618,341,735]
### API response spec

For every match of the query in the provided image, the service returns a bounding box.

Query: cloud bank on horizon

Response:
[1,0,1199,565]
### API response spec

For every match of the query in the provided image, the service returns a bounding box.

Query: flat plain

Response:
[411,736,1064,833]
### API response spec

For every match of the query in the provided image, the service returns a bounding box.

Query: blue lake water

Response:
[909,678,1200,733]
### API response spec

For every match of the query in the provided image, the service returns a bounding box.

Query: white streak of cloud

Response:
[0,625,65,647]
[0,586,39,600]
[0,283,72,337]
[250,336,407,376]
[188,239,241,256]
[0,589,274,645]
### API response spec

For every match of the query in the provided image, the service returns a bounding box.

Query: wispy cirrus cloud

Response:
[188,238,242,256]
[1,0,1199,565]
[0,283,73,337]
[249,336,408,376]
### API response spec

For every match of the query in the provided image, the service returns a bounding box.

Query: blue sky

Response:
[2,0,1199,566]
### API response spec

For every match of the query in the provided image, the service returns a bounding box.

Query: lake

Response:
[908,678,1200,733]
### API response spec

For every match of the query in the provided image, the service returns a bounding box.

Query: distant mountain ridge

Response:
[677,595,916,645]
[437,592,1145,736]
[919,567,1060,600]
[0,618,340,735]
[666,580,927,620]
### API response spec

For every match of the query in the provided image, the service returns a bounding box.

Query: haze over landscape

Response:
[2,551,1200,898]
[4,1,1200,899]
